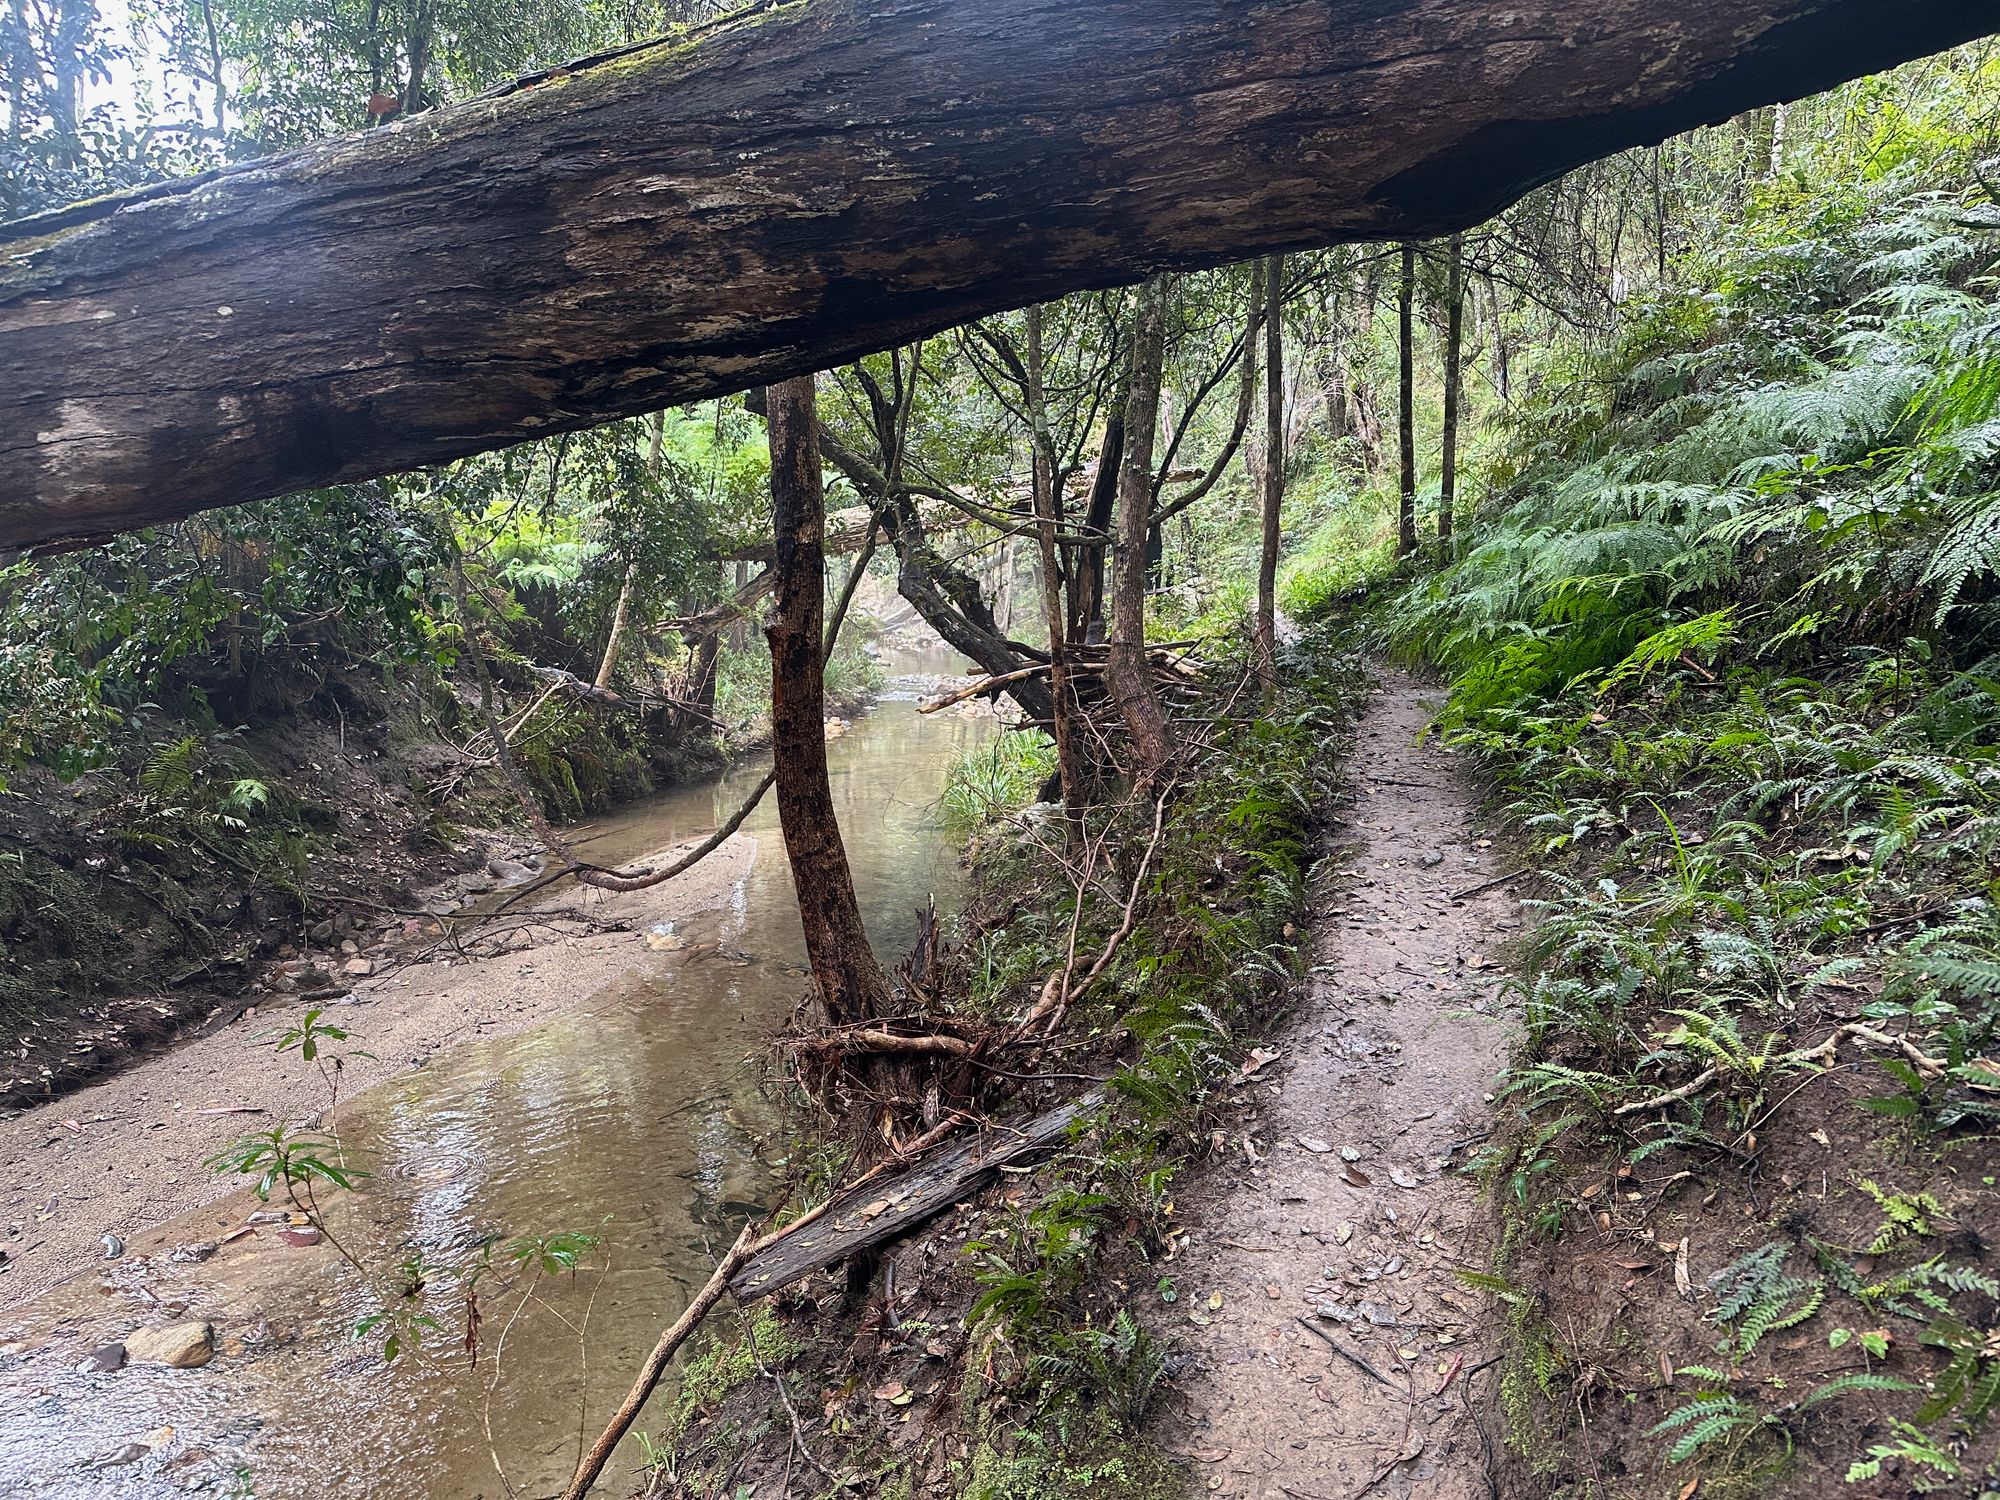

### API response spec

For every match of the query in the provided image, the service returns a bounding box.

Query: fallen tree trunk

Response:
[2,0,1989,551]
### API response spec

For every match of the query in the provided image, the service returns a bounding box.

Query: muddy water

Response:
[0,657,992,1500]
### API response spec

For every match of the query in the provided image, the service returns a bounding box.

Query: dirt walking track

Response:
[1169,668,1516,1500]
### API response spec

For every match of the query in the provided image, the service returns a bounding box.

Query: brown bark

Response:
[764,374,896,1028]
[1397,244,1419,558]
[1253,253,1283,695]
[1026,304,1090,826]
[4,0,1987,552]
[1107,276,1176,775]
[1440,231,1465,550]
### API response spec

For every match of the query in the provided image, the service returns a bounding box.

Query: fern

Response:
[1707,1242,1828,1357]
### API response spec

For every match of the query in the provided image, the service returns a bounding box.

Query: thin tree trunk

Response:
[594,561,637,690]
[1026,304,1090,827]
[1397,243,1418,557]
[1074,405,1124,643]
[1107,276,1176,775]
[1253,253,1283,695]
[764,374,897,1029]
[1439,231,1465,552]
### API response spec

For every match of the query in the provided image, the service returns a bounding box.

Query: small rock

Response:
[87,1442,148,1469]
[123,1321,214,1369]
[309,921,335,943]
[339,939,359,957]
[1419,850,1444,868]
[277,1227,322,1248]
[101,1234,124,1260]
[78,1343,126,1374]
[341,958,374,978]
[1357,1300,1399,1327]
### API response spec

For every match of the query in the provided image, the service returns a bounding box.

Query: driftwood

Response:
[6,1,1989,548]
[729,1090,1102,1302]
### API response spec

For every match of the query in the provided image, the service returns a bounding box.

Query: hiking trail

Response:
[1168,667,1518,1500]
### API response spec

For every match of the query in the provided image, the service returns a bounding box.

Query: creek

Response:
[0,649,992,1499]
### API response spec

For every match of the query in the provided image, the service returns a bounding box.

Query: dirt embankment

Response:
[0,830,756,1308]
[0,649,727,1112]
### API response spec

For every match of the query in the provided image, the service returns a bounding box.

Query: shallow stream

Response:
[0,652,989,1499]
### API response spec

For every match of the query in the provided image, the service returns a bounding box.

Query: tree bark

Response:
[1439,231,1465,551]
[4,0,1987,551]
[1397,244,1418,558]
[1253,253,1283,695]
[764,374,896,1029]
[1025,304,1090,827]
[1073,406,1123,644]
[1107,276,1175,775]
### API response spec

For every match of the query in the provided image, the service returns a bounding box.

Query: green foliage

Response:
[941,730,1058,828]
[1707,1243,1827,1358]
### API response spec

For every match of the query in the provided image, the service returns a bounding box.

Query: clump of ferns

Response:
[1651,1245,1919,1465]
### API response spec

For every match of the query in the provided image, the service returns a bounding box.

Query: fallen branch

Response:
[1295,1316,1394,1387]
[560,1224,756,1500]
[840,1027,979,1058]
[1614,1020,1949,1118]
[1447,867,1530,901]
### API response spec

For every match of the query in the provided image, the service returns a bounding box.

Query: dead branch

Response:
[560,1224,757,1500]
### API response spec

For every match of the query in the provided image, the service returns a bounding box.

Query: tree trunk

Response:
[5,0,1982,552]
[1026,305,1090,827]
[764,374,896,1029]
[1107,276,1176,775]
[1439,231,1465,552]
[1397,244,1419,558]
[1073,405,1124,644]
[1253,253,1283,695]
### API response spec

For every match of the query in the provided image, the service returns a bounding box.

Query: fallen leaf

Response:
[1678,1477,1699,1500]
[1239,1047,1281,1078]
[1341,1165,1372,1188]
[1183,1446,1229,1463]
[1207,1290,1225,1311]
[871,1381,905,1402]
[1298,1135,1333,1154]
[1674,1237,1693,1300]
[1389,1168,1420,1190]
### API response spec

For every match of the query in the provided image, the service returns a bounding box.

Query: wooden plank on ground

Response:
[730,1089,1103,1303]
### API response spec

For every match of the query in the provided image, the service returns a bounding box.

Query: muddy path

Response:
[1168,668,1519,1500]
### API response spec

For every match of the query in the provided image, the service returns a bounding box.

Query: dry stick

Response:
[1613,1020,1949,1117]
[741,1307,841,1484]
[560,1225,757,1500]
[1447,867,1530,902]
[1294,1316,1393,1387]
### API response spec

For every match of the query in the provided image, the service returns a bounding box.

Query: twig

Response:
[1447,867,1530,902]
[1294,1317,1393,1387]
[740,1306,840,1483]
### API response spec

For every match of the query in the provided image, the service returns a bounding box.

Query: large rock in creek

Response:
[122,1321,214,1369]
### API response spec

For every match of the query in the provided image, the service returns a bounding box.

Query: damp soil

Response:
[1159,667,1517,1500]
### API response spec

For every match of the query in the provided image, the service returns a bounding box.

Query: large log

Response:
[1,0,1990,551]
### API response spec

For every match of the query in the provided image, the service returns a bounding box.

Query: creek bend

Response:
[0,650,992,1499]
